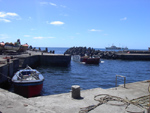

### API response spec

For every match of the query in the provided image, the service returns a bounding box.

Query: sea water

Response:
[35,47,150,96]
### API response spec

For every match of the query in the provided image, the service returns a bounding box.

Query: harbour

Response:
[0,47,150,95]
[0,47,150,113]
[1,0,150,112]
[0,49,71,88]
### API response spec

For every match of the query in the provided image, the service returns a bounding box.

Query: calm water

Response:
[35,47,150,96]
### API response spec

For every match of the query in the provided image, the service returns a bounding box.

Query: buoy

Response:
[71,85,81,99]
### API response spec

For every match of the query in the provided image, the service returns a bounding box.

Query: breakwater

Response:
[0,50,71,87]
[64,47,150,60]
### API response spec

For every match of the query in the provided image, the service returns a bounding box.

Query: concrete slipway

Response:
[0,81,149,113]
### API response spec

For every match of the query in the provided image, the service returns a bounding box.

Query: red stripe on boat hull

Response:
[14,82,43,98]
[80,57,100,64]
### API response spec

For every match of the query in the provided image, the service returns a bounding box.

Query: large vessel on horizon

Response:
[106,45,128,50]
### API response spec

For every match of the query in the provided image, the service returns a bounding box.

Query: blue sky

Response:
[0,0,149,49]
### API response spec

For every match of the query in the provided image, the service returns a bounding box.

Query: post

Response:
[7,59,10,64]
[71,85,81,99]
[148,83,150,113]
[116,75,126,88]
[124,77,126,88]
[116,76,117,87]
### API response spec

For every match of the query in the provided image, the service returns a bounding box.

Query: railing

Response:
[116,75,126,88]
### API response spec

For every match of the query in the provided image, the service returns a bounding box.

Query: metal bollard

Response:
[147,108,149,113]
[11,56,13,59]
[7,59,10,64]
[71,85,81,99]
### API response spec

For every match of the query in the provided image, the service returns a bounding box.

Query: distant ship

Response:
[106,45,128,50]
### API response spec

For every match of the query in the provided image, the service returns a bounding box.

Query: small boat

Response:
[18,43,28,52]
[72,55,81,62]
[12,66,44,98]
[72,55,100,64]
[80,56,100,64]
[0,42,5,50]
[4,42,20,51]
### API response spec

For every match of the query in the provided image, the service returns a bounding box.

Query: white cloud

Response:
[47,37,55,39]
[0,12,20,22]
[60,5,66,8]
[30,28,36,31]
[103,34,108,36]
[89,29,102,32]
[40,2,48,5]
[28,17,32,21]
[120,17,127,21]
[49,2,57,6]
[40,2,66,8]
[0,12,6,17]
[24,35,30,37]
[33,36,55,39]
[0,12,18,18]
[70,36,75,39]
[49,21,64,25]
[0,19,11,22]
[6,12,18,16]
[60,13,68,16]
[33,37,44,39]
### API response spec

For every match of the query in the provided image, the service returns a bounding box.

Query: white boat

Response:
[72,55,100,64]
[4,40,21,51]
[106,45,121,50]
[12,66,44,98]
[4,45,20,51]
[4,42,20,51]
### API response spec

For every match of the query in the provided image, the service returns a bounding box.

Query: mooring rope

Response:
[0,72,11,80]
[79,94,148,113]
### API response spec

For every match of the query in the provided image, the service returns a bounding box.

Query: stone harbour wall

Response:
[0,53,71,86]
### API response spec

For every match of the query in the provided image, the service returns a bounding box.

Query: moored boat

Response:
[12,66,44,98]
[72,55,100,64]
[18,43,28,52]
[4,42,20,51]
[80,56,100,64]
[0,42,5,50]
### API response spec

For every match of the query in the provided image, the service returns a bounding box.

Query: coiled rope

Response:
[79,94,149,113]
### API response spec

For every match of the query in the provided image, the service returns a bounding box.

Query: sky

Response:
[0,0,150,49]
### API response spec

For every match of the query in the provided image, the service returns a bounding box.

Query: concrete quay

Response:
[0,81,149,113]
[101,52,150,60]
[115,53,150,60]
[0,50,71,86]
